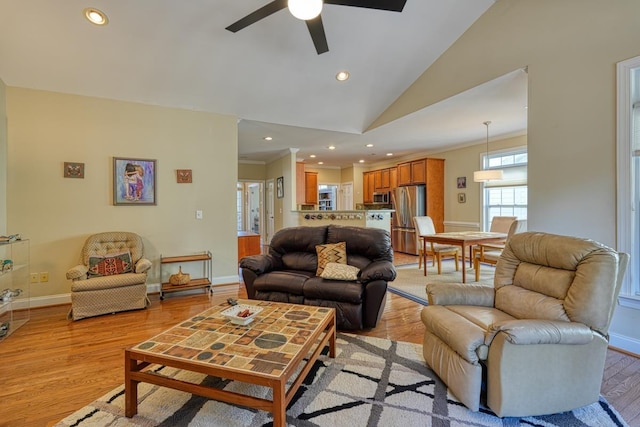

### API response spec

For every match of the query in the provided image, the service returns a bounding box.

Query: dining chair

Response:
[471,216,518,263]
[473,219,527,281]
[413,216,460,274]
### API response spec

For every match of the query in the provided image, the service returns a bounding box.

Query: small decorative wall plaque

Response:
[64,162,85,178]
[458,193,466,203]
[177,169,192,183]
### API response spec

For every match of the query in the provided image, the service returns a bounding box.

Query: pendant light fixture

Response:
[473,121,503,182]
[288,0,323,20]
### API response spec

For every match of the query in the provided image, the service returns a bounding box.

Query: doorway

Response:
[341,182,353,210]
[265,179,275,245]
[237,181,265,242]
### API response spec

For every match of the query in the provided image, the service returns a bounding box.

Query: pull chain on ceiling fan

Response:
[225,0,408,55]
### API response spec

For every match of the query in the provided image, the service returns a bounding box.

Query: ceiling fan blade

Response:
[324,0,407,12]
[226,0,288,33]
[306,16,329,55]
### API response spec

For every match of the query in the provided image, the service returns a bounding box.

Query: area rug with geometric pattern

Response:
[54,334,627,427]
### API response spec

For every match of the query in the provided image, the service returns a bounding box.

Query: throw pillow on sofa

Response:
[320,262,360,281]
[88,251,133,277]
[316,241,347,275]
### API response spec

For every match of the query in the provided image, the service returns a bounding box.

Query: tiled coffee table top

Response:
[131,300,333,377]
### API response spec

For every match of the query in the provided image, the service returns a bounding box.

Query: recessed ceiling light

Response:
[263,136,273,141]
[386,153,393,156]
[336,70,350,81]
[365,144,374,148]
[328,145,336,150]
[310,154,316,158]
[318,161,324,165]
[84,8,108,25]
[359,159,365,163]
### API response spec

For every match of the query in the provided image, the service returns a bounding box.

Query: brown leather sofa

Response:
[239,225,396,330]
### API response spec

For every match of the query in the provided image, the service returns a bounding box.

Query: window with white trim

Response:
[616,56,640,307]
[482,148,528,231]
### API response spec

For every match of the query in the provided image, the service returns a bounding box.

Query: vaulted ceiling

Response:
[0,0,527,168]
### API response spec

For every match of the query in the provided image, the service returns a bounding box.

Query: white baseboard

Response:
[212,275,241,286]
[609,332,640,356]
[20,275,241,309]
[26,293,71,309]
[144,276,240,295]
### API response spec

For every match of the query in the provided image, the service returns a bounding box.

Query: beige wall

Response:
[265,151,297,229]
[6,87,239,300]
[0,78,6,235]
[238,162,266,181]
[372,0,640,352]
[341,166,354,184]
[374,0,640,246]
[436,135,526,225]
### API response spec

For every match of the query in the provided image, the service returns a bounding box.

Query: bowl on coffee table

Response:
[221,304,263,325]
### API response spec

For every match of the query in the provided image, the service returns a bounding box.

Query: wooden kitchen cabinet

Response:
[373,168,392,192]
[374,170,383,191]
[424,158,445,232]
[397,159,426,186]
[363,171,375,203]
[377,169,391,191]
[305,171,318,205]
[238,231,261,261]
[390,167,398,190]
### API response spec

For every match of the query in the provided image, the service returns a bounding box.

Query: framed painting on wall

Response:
[276,176,284,199]
[113,157,157,205]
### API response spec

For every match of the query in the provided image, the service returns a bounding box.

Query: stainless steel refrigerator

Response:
[391,185,425,255]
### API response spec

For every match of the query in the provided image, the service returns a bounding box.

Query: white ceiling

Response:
[0,0,527,168]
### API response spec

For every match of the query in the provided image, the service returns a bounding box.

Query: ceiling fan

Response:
[225,0,408,55]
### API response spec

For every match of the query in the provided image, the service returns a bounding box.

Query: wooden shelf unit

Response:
[160,251,212,300]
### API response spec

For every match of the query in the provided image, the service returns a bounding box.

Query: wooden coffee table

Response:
[124,299,336,426]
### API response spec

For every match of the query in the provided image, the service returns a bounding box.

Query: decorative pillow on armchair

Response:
[88,251,133,277]
[320,262,360,281]
[316,241,347,275]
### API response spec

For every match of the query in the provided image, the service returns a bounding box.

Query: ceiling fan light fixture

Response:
[288,0,323,21]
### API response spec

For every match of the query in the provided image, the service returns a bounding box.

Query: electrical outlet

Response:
[30,273,39,283]
[39,272,49,282]
[196,210,203,219]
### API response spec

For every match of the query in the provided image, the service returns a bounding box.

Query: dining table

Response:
[421,231,508,283]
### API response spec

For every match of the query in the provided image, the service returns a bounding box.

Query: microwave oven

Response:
[373,192,389,203]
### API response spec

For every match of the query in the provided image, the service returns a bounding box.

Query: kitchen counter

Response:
[293,209,393,233]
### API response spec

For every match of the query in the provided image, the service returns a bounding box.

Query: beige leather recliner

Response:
[421,231,628,417]
[66,231,152,320]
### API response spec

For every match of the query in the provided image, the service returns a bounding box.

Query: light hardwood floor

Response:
[0,285,638,426]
